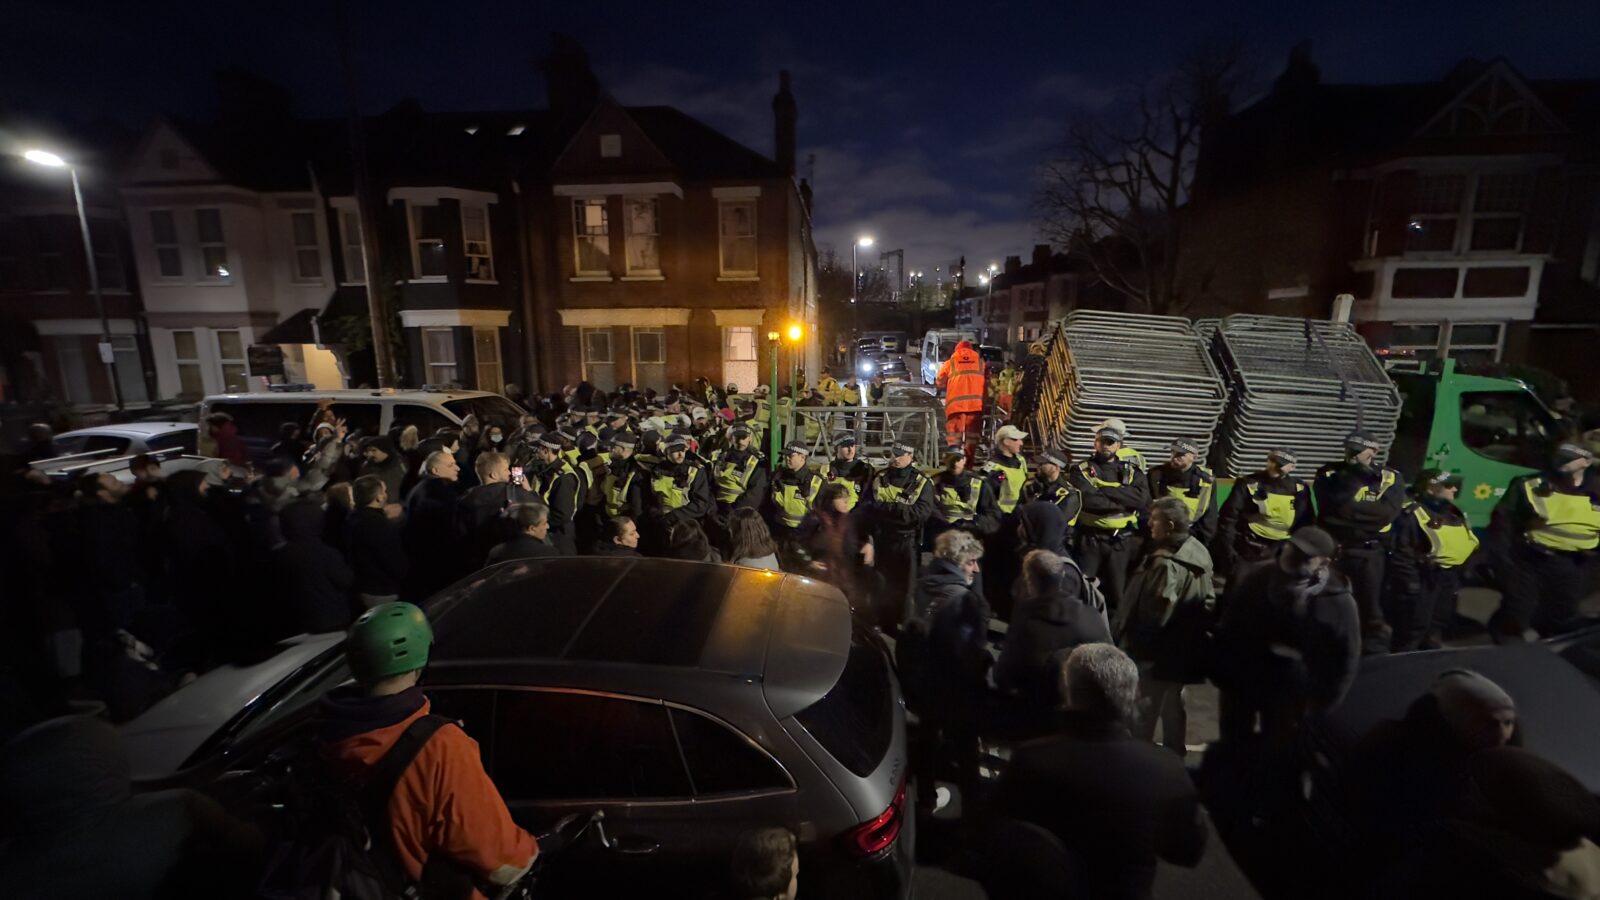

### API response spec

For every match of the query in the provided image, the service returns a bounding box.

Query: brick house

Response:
[1187,50,1600,395]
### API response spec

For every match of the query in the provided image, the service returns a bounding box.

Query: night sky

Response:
[5,0,1597,276]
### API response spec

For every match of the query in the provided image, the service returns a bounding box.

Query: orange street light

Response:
[786,323,804,343]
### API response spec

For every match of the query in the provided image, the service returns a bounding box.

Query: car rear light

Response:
[842,777,906,857]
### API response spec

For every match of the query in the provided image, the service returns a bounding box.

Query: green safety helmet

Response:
[346,602,434,682]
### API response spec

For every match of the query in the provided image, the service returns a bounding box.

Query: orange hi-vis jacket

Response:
[937,340,986,415]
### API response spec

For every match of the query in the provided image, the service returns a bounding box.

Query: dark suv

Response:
[180,559,913,899]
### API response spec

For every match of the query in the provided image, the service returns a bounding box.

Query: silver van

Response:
[919,329,979,385]
[199,387,525,461]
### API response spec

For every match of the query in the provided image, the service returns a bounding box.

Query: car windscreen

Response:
[936,341,958,359]
[979,347,1003,362]
[444,395,526,425]
[794,624,893,777]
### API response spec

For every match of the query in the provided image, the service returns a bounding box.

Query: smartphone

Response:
[511,466,524,482]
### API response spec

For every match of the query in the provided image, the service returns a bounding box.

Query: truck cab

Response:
[1390,358,1563,524]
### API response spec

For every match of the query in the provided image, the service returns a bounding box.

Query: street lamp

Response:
[767,329,781,466]
[24,148,122,410]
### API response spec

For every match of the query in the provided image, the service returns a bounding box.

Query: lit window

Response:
[172,330,204,396]
[196,209,229,279]
[410,204,448,278]
[422,327,458,384]
[573,199,610,275]
[581,327,615,387]
[624,197,660,274]
[718,200,757,276]
[462,204,494,281]
[473,327,502,393]
[215,329,248,392]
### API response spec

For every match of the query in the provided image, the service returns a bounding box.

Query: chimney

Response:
[1004,255,1022,276]
[1031,243,1051,269]
[772,70,797,177]
[542,34,600,122]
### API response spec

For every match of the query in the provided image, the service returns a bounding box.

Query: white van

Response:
[920,329,979,385]
[199,387,525,462]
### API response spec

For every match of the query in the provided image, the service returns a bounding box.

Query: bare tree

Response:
[1037,44,1250,315]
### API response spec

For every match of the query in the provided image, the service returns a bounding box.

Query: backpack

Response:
[1062,554,1110,634]
[257,714,453,900]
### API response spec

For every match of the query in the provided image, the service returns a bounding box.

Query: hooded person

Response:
[359,435,408,505]
[274,498,357,634]
[0,716,264,899]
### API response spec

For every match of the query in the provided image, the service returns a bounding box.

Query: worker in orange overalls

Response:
[937,339,986,463]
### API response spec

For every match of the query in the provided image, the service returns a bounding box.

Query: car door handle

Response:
[609,834,660,855]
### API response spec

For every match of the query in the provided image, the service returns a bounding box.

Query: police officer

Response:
[531,433,581,555]
[1069,424,1151,616]
[1314,431,1406,655]
[1097,417,1147,470]
[930,451,999,544]
[1214,448,1312,577]
[1023,449,1083,542]
[816,366,844,405]
[768,442,822,549]
[1489,442,1599,639]
[599,408,631,444]
[824,434,873,512]
[863,442,935,630]
[712,423,768,514]
[1149,438,1216,546]
[1388,469,1479,651]
[982,424,1032,613]
[600,432,646,523]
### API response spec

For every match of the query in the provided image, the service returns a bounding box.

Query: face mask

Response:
[490,434,503,444]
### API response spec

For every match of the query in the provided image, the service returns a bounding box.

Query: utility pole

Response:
[335,0,397,387]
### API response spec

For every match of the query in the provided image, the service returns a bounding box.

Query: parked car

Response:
[52,422,198,457]
[199,387,526,462]
[157,559,915,899]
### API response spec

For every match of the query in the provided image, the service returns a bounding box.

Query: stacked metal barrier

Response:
[1033,311,1227,461]
[1210,315,1401,476]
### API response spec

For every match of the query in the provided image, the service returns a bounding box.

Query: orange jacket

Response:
[937,340,986,414]
[322,696,538,897]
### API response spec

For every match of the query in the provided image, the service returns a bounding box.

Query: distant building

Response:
[1187,49,1600,394]
[877,248,905,301]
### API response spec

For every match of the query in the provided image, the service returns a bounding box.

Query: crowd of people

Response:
[2,368,1598,899]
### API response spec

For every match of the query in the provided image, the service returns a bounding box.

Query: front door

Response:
[722,326,758,395]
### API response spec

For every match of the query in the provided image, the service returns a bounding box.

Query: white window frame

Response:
[195,208,230,281]
[573,198,611,277]
[631,326,667,391]
[407,202,449,282]
[1403,170,1532,258]
[289,211,322,282]
[1390,320,1505,363]
[421,327,458,385]
[171,329,205,397]
[462,203,495,283]
[1467,172,1530,253]
[149,209,183,279]
[717,199,758,278]
[580,326,615,385]
[214,329,248,392]
[338,209,366,285]
[623,196,661,277]
[472,326,503,393]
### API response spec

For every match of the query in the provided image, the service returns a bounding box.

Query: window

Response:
[290,212,321,281]
[718,200,757,275]
[624,197,660,274]
[1445,322,1505,366]
[462,204,494,281]
[422,327,458,385]
[172,330,204,396]
[581,327,615,387]
[1461,266,1531,298]
[1391,267,1461,299]
[1470,173,1530,251]
[442,395,527,423]
[112,335,147,404]
[489,690,691,801]
[1460,389,1558,469]
[573,199,610,275]
[1391,321,1506,367]
[632,327,666,393]
[410,204,448,278]
[1390,322,1443,361]
[670,708,789,795]
[150,210,182,277]
[215,330,248,392]
[388,404,455,438]
[794,625,894,777]
[724,326,757,362]
[195,209,228,278]
[90,223,125,291]
[339,210,365,284]
[145,429,196,454]
[52,336,91,403]
[473,327,503,393]
[599,134,622,158]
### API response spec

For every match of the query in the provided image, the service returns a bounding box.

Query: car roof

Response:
[59,422,198,438]
[203,389,499,402]
[424,558,851,716]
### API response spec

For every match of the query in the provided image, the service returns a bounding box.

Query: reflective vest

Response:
[651,465,703,512]
[1407,502,1479,568]
[994,368,1021,397]
[603,465,638,517]
[874,471,929,506]
[575,456,600,496]
[1030,480,1082,526]
[1117,446,1148,471]
[715,452,761,505]
[984,455,1028,514]
[1077,461,1139,531]
[1354,469,1400,534]
[540,461,579,516]
[772,470,820,528]
[584,424,602,438]
[817,375,841,404]
[1523,478,1600,552]
[937,476,983,523]
[940,348,986,414]
[826,463,865,511]
[562,447,580,468]
[1246,480,1306,542]
[1162,470,1214,523]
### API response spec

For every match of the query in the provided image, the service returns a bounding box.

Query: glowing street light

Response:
[24,149,66,167]
[786,323,804,343]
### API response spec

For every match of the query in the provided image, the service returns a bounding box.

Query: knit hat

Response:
[1432,669,1517,750]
